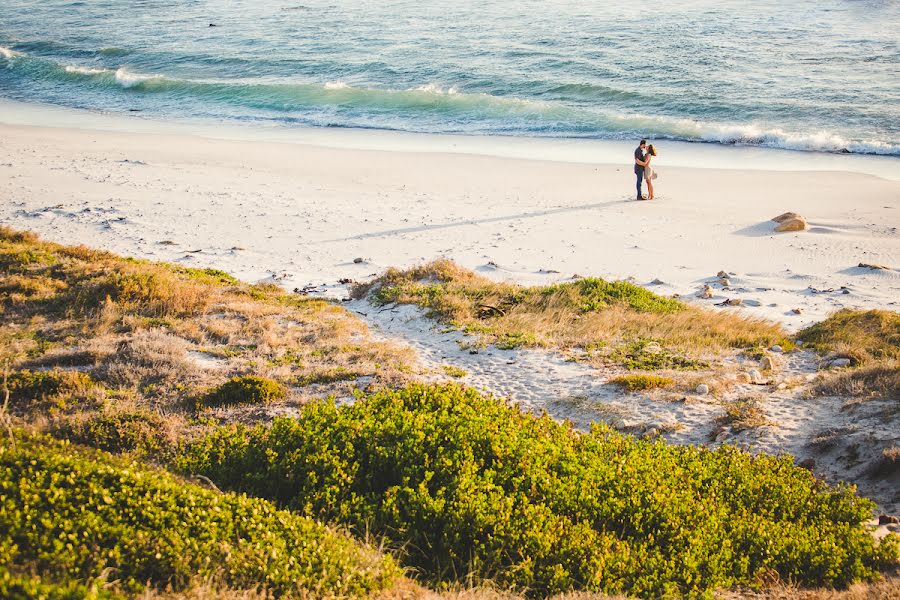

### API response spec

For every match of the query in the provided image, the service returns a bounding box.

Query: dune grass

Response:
[355,260,789,368]
[0,226,413,435]
[798,310,900,365]
[800,310,900,404]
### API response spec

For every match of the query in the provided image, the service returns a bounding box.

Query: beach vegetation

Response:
[198,375,287,409]
[441,364,468,378]
[355,260,788,368]
[610,374,674,391]
[798,309,900,365]
[178,383,897,598]
[5,369,99,413]
[49,408,176,459]
[716,397,772,433]
[0,431,400,598]
[0,226,412,419]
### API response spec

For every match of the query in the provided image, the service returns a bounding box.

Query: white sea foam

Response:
[0,46,22,59]
[413,83,459,95]
[324,81,348,90]
[65,65,112,75]
[114,67,160,88]
[606,112,900,156]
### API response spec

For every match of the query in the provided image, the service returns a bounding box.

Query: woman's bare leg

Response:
[647,175,654,199]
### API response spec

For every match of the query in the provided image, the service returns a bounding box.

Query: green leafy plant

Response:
[0,432,400,598]
[178,384,898,598]
[198,375,286,408]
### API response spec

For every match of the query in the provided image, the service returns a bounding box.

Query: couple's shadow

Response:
[314,198,631,244]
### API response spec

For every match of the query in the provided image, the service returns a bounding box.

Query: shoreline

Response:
[2,97,900,180]
[1,100,898,332]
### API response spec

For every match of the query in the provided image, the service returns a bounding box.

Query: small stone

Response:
[696,384,709,396]
[726,298,742,306]
[698,285,714,299]
[353,257,364,264]
[858,262,890,270]
[713,425,730,442]
[842,288,850,295]
[716,270,729,278]
[759,356,777,371]
[772,212,801,223]
[650,278,665,285]
[736,372,753,384]
[775,217,808,232]
[792,308,803,315]
[828,358,852,369]
[798,458,816,470]
[719,278,731,287]
[878,514,900,525]
[644,341,663,354]
[770,345,784,353]
[748,369,763,383]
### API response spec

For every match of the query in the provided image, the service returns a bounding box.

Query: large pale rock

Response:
[775,217,808,232]
[772,212,800,223]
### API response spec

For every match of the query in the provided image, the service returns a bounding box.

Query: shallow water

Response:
[1,0,899,155]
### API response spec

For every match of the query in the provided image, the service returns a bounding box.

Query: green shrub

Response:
[199,375,287,408]
[610,374,674,391]
[0,432,400,598]
[542,277,683,314]
[5,370,95,412]
[50,410,173,458]
[0,568,121,600]
[178,384,898,598]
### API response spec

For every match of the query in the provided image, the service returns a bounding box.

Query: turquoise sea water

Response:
[1,0,898,155]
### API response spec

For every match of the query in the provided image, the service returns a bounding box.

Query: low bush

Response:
[4,369,96,413]
[0,432,400,598]
[50,409,175,458]
[198,375,287,408]
[0,568,121,600]
[610,374,674,391]
[178,384,898,598]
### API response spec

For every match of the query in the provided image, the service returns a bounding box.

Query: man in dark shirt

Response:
[634,140,647,200]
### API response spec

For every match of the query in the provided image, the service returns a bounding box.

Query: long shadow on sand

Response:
[313,198,630,244]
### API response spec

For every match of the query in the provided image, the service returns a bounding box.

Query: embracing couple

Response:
[633,139,657,200]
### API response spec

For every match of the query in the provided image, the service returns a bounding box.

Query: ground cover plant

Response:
[609,374,673,392]
[0,431,400,598]
[0,226,412,436]
[353,260,788,368]
[799,310,900,405]
[178,384,898,598]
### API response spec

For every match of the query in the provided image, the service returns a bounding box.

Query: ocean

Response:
[1,0,898,156]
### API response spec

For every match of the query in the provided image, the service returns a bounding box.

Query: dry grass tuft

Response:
[355,260,788,368]
[799,309,900,366]
[812,362,900,403]
[717,396,773,432]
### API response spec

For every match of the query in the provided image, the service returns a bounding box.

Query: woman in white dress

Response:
[644,144,657,199]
